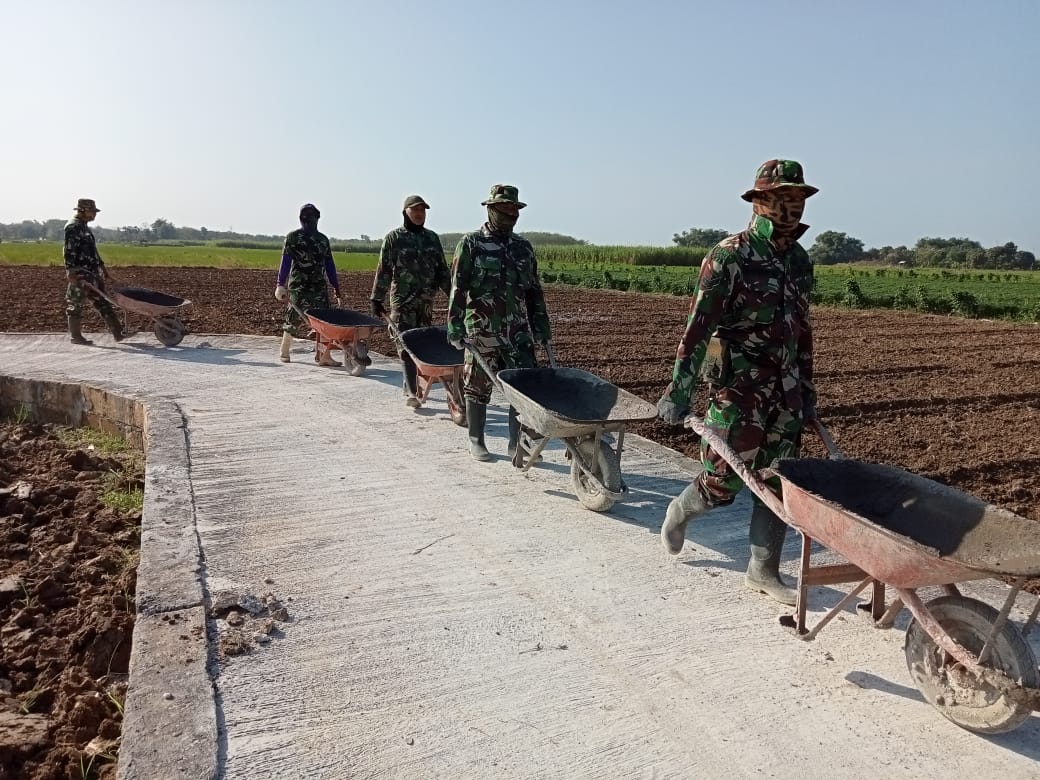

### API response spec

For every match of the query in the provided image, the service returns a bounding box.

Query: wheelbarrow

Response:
[385,321,467,426]
[468,342,658,512]
[686,415,1040,734]
[82,281,192,346]
[288,301,385,376]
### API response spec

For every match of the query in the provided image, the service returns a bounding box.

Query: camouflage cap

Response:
[75,198,100,212]
[481,184,526,209]
[403,194,430,210]
[741,160,818,202]
[299,203,320,218]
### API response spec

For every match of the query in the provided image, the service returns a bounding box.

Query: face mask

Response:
[753,192,805,235]
[487,206,518,235]
[300,215,319,233]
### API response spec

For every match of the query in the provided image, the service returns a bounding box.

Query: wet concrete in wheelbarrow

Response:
[1,331,1040,778]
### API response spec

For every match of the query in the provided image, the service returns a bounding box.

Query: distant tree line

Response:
[672,225,1036,271]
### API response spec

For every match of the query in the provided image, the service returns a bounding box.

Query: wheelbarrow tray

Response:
[497,367,658,440]
[110,286,192,318]
[305,308,384,340]
[774,458,1040,587]
[400,326,464,371]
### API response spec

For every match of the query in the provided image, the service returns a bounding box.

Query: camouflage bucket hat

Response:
[403,194,430,210]
[481,184,526,209]
[741,159,818,202]
[75,198,100,212]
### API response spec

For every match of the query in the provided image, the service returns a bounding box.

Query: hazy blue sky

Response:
[2,1,1037,251]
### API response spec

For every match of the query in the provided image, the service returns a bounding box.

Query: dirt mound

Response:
[1,422,141,780]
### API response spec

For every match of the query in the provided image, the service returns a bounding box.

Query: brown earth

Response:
[0,421,141,779]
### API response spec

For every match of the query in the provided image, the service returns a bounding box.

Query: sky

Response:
[2,1,1038,252]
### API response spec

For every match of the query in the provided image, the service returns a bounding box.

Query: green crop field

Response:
[4,241,1037,320]
[0,241,378,271]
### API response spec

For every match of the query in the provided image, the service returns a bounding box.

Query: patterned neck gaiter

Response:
[403,212,423,233]
[487,207,518,236]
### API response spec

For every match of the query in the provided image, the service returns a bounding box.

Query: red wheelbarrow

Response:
[386,322,467,426]
[686,415,1040,734]
[289,302,385,376]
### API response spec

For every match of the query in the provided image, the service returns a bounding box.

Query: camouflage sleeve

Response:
[371,233,394,303]
[525,254,552,342]
[63,224,82,273]
[446,237,471,341]
[665,245,736,407]
[797,267,816,409]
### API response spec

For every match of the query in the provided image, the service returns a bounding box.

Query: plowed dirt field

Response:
[3,266,1038,523]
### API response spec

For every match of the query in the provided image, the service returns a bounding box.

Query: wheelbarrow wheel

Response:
[904,595,1039,734]
[570,437,622,513]
[153,317,185,347]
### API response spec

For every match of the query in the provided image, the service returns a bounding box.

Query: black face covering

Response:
[487,206,518,236]
[403,211,423,233]
[300,215,319,234]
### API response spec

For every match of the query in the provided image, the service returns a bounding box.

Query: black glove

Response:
[657,396,689,426]
[370,299,387,318]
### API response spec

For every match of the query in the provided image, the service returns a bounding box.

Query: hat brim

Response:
[406,201,430,210]
[482,199,527,209]
[741,183,819,202]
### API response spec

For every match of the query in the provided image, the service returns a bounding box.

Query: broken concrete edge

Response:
[0,374,219,780]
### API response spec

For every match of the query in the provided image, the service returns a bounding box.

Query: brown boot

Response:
[315,344,342,367]
[68,315,93,346]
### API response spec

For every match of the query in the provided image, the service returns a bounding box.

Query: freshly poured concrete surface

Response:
[2,333,1038,779]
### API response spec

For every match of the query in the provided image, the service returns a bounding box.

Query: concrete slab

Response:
[2,332,1039,779]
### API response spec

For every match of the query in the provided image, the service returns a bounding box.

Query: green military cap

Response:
[75,198,100,212]
[741,160,819,202]
[481,184,526,209]
[403,194,430,209]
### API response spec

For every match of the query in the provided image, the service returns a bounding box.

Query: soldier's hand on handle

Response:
[332,291,342,308]
[274,285,288,302]
[448,336,465,351]
[370,299,387,318]
[656,396,689,426]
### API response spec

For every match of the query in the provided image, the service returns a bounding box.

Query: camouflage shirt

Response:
[447,225,552,348]
[664,215,815,413]
[280,228,338,291]
[371,225,449,309]
[63,218,104,276]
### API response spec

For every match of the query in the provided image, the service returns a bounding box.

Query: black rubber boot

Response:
[745,502,797,606]
[466,400,490,462]
[103,311,125,342]
[507,406,521,458]
[68,315,92,346]
[661,482,709,554]
[403,354,420,408]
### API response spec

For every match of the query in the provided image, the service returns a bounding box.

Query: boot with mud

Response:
[103,311,125,342]
[279,332,293,363]
[661,482,709,554]
[744,502,797,606]
[315,343,342,367]
[67,315,93,346]
[403,354,421,408]
[466,400,491,461]
[507,406,541,465]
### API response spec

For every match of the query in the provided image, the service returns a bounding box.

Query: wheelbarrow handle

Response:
[682,415,787,521]
[542,341,558,368]
[808,417,844,459]
[79,280,118,308]
[462,339,505,393]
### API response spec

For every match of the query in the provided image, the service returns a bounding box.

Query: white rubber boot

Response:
[661,483,709,554]
[279,332,292,363]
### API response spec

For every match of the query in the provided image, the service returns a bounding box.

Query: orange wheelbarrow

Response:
[289,302,385,376]
[387,322,467,426]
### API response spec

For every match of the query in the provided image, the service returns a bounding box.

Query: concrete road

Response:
[2,332,1038,779]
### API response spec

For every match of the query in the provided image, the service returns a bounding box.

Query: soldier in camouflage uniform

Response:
[447,185,552,461]
[63,198,124,345]
[370,194,450,407]
[656,160,819,605]
[274,203,344,366]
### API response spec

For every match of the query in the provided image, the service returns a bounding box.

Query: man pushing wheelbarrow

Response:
[657,159,820,606]
[63,198,124,345]
[274,203,346,366]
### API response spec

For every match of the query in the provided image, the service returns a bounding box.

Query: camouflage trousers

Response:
[694,386,803,507]
[282,278,330,337]
[66,279,117,320]
[389,299,435,358]
[463,337,536,404]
